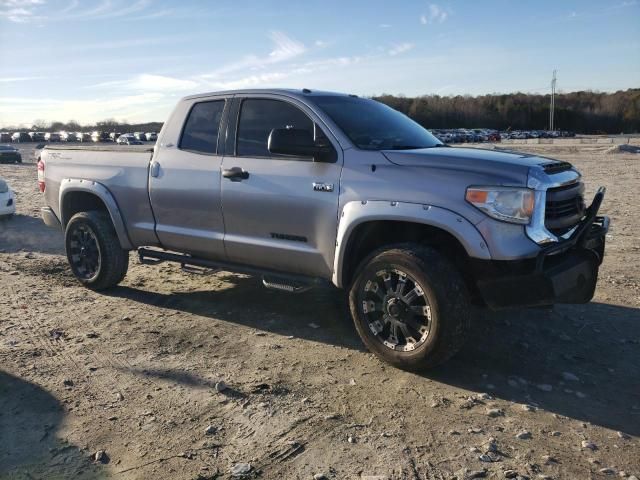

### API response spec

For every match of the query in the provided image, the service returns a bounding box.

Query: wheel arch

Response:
[59,179,133,250]
[333,201,491,289]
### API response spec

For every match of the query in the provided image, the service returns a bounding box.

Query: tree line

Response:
[1,89,638,134]
[373,88,640,133]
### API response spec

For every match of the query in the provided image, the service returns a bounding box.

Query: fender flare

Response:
[332,200,491,287]
[59,178,133,250]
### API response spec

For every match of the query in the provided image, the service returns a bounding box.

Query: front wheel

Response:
[65,211,129,290]
[349,244,470,371]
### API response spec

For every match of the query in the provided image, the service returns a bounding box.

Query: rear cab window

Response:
[179,100,226,155]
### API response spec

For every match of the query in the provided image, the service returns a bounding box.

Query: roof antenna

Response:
[302,88,312,94]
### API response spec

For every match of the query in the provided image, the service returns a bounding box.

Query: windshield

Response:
[309,95,442,150]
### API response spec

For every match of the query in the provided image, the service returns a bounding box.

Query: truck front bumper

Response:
[474,188,609,310]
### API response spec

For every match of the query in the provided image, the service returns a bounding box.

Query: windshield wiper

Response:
[387,145,427,150]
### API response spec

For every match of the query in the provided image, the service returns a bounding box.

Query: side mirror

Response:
[267,128,335,162]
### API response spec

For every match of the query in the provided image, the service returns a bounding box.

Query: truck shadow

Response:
[0,213,64,254]
[110,276,640,436]
[0,371,105,479]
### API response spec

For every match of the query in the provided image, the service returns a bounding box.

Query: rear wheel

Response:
[65,211,129,290]
[349,244,470,370]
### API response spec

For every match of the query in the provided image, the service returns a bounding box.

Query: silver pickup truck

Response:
[39,88,609,370]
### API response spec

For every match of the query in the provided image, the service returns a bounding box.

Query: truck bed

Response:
[41,142,158,247]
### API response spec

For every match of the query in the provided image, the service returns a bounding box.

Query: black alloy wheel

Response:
[67,223,102,281]
[359,268,432,352]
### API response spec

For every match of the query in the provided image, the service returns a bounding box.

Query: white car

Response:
[0,177,16,217]
[116,134,142,145]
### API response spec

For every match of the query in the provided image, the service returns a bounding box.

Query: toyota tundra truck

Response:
[38,89,609,370]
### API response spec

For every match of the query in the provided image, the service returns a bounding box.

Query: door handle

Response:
[222,167,249,181]
[150,161,160,178]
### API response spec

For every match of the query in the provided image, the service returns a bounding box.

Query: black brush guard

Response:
[476,187,609,309]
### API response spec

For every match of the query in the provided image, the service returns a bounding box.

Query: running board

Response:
[137,247,329,291]
[262,275,313,294]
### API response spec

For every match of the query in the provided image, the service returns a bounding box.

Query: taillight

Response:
[37,158,45,192]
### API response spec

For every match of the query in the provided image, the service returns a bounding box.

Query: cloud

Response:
[65,34,195,53]
[61,0,151,20]
[560,0,637,22]
[91,74,199,92]
[388,43,414,56]
[267,31,306,62]
[202,72,288,91]
[198,54,366,92]
[0,0,45,22]
[420,4,449,25]
[0,93,174,125]
[200,31,306,80]
[0,75,47,82]
[1,0,154,23]
[59,0,78,14]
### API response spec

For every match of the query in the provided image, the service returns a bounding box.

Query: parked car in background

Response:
[45,132,61,142]
[60,131,78,142]
[29,132,46,142]
[91,131,111,142]
[145,132,157,141]
[0,145,22,164]
[0,133,11,143]
[12,132,31,143]
[77,132,91,142]
[109,132,122,141]
[0,176,16,218]
[116,134,143,145]
[133,132,146,141]
[487,130,501,141]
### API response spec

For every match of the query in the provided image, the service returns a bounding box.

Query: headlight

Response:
[466,186,534,224]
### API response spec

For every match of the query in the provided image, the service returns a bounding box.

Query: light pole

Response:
[549,70,557,131]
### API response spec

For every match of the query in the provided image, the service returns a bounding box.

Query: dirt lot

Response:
[1,143,638,480]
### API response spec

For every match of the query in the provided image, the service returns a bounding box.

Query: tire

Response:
[65,211,129,290]
[349,243,470,371]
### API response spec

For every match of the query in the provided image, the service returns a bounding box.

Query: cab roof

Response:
[181,88,355,102]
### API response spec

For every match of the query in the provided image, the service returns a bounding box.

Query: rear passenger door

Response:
[220,95,343,278]
[149,97,228,259]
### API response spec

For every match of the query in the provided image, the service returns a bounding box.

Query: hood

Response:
[381,146,567,178]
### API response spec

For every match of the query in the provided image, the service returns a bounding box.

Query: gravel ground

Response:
[0,143,638,480]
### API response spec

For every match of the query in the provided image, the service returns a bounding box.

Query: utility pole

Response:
[549,69,557,131]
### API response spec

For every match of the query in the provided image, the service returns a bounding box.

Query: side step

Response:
[137,247,329,292]
[262,275,313,294]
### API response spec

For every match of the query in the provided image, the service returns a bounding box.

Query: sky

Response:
[0,0,639,127]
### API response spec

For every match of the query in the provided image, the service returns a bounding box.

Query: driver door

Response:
[220,95,343,278]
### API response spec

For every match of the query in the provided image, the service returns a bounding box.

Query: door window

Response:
[179,100,225,155]
[236,99,313,158]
